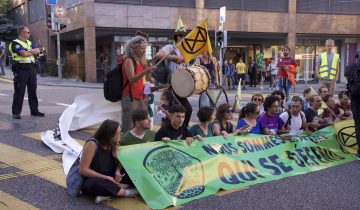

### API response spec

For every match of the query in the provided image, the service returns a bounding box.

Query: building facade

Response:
[11,0,360,83]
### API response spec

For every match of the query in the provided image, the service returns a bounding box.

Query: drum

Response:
[171,65,210,98]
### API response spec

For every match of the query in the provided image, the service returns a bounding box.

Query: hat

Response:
[174,16,187,38]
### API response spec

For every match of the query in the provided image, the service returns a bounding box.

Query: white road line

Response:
[55,103,71,107]
[0,93,9,96]
[23,97,43,102]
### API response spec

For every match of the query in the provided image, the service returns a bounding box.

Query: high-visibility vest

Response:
[319,52,339,80]
[9,39,35,63]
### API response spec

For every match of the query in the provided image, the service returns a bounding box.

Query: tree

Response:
[0,0,16,38]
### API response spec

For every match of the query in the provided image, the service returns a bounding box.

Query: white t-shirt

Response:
[160,44,182,74]
[280,111,305,130]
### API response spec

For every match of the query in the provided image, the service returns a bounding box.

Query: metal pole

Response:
[57,23,62,81]
[219,22,224,86]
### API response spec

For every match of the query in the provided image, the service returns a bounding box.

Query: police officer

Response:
[10,26,44,119]
[346,52,360,160]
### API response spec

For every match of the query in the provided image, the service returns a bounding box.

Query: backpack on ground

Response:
[66,139,98,197]
[103,58,136,102]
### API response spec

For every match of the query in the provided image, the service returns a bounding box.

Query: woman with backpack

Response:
[79,120,138,204]
[121,36,155,133]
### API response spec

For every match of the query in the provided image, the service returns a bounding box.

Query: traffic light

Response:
[215,30,223,48]
[46,12,56,31]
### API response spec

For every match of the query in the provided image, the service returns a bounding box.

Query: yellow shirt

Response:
[236,62,246,74]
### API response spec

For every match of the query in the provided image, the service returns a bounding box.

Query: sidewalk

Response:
[0,65,348,94]
[0,65,102,89]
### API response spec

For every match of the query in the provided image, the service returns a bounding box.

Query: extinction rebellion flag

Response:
[177,19,213,63]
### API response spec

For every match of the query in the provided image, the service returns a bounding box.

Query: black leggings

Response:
[82,177,120,196]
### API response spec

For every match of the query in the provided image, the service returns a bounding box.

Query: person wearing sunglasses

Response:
[236,102,261,134]
[259,95,288,136]
[213,103,239,138]
[9,26,44,119]
[251,93,264,115]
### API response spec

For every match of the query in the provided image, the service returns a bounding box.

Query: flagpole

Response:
[153,43,179,67]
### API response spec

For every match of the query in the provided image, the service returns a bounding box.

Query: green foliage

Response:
[0,0,15,36]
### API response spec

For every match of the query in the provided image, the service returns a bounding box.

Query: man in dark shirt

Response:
[155,104,193,145]
[304,95,327,131]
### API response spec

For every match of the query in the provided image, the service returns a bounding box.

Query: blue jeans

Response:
[270,74,276,88]
[277,77,292,101]
[39,61,45,75]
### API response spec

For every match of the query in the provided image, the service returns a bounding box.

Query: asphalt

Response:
[0,65,357,210]
[0,65,348,95]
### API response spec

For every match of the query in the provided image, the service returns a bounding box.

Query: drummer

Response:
[155,17,192,128]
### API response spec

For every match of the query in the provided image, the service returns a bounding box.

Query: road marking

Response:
[0,190,39,210]
[0,143,66,186]
[0,77,13,83]
[23,97,43,102]
[0,154,61,169]
[0,93,9,96]
[215,187,248,196]
[8,134,151,209]
[55,103,71,107]
[22,132,85,146]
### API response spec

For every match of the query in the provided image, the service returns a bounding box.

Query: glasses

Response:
[253,98,262,102]
[225,109,233,113]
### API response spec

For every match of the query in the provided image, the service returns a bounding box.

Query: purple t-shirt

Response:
[258,113,284,135]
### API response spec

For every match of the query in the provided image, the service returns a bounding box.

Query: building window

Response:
[297,0,360,15]
[205,0,288,12]
[28,0,46,24]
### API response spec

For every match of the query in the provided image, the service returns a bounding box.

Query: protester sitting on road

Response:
[318,86,329,99]
[304,95,327,131]
[213,103,239,138]
[271,90,289,114]
[251,93,265,114]
[157,88,171,127]
[121,109,155,146]
[336,91,352,118]
[279,96,311,135]
[121,36,155,133]
[302,88,312,110]
[155,104,194,145]
[259,95,288,136]
[321,94,346,123]
[236,102,261,134]
[79,120,138,204]
[189,106,216,139]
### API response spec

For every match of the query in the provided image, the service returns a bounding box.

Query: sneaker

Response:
[94,196,111,204]
[355,153,360,161]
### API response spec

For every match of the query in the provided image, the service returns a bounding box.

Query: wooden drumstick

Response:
[153,45,177,67]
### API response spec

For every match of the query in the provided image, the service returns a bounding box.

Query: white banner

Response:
[41,92,121,174]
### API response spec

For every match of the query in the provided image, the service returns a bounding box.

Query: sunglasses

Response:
[253,98,262,102]
[225,109,233,113]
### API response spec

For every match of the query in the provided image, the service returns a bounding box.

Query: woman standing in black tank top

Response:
[79,120,138,204]
[201,52,219,86]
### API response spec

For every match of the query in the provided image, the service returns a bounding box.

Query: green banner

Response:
[118,126,355,209]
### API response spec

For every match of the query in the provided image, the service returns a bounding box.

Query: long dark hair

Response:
[93,119,120,150]
[216,103,231,122]
[239,102,258,119]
